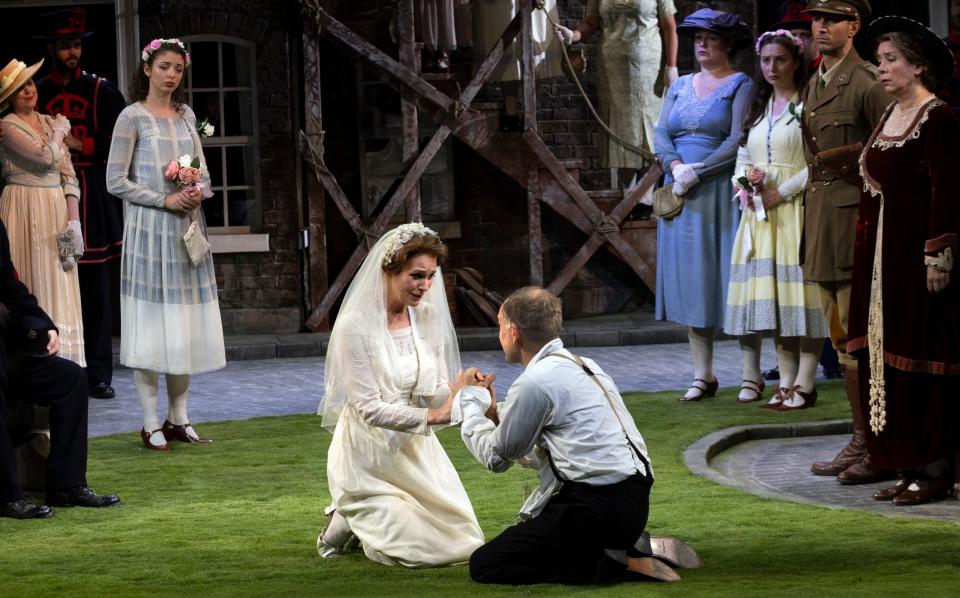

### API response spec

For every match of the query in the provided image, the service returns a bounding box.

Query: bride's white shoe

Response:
[317,506,360,558]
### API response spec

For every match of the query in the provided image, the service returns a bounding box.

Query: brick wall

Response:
[139,0,761,329]
[139,0,304,333]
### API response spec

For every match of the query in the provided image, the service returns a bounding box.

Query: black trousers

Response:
[78,259,119,387]
[470,472,653,585]
[0,355,89,502]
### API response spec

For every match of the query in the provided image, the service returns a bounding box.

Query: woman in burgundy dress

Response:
[849,17,960,506]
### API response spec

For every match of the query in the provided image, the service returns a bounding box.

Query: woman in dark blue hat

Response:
[846,15,960,506]
[653,8,753,401]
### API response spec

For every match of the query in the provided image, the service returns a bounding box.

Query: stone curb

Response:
[111,318,688,365]
[684,420,853,505]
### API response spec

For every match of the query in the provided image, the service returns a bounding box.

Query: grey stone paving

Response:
[709,434,960,521]
[88,337,958,520]
[89,339,777,437]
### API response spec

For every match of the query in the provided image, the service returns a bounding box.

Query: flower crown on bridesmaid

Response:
[754,29,805,54]
[141,38,191,66]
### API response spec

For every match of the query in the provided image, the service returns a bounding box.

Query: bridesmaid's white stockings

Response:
[135,369,193,446]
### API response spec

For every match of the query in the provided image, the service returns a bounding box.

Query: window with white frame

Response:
[183,35,260,232]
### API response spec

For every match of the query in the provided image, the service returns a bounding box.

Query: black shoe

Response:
[46,486,121,508]
[761,367,780,381]
[89,383,116,399]
[0,499,53,519]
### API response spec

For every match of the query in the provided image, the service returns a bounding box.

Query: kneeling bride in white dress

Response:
[317,223,484,567]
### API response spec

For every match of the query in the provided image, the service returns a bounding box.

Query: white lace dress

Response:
[326,324,484,568]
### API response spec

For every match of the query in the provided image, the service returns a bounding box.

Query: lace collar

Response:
[675,72,748,135]
[861,98,942,197]
[872,97,942,151]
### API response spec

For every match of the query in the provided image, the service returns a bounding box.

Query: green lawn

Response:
[2,381,958,597]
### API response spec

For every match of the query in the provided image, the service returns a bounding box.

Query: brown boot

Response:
[837,453,896,484]
[810,367,866,475]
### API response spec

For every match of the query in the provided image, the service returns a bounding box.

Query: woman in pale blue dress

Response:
[653,8,752,401]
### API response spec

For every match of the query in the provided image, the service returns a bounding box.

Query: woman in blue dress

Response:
[654,8,752,401]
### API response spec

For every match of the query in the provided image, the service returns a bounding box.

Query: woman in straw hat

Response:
[0,58,85,366]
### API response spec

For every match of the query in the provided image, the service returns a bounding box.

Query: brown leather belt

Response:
[809,165,837,182]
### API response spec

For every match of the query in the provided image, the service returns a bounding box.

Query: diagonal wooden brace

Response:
[297,129,366,240]
[305,243,371,330]
[300,2,525,328]
[524,130,657,293]
[545,167,660,294]
[365,11,523,236]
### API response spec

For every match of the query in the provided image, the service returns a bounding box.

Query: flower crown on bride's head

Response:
[382,223,438,267]
[141,38,191,66]
[755,29,806,54]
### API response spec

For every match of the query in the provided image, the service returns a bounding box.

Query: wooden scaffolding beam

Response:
[298,0,659,330]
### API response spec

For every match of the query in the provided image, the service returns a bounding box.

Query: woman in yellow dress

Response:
[0,58,85,366]
[724,30,827,409]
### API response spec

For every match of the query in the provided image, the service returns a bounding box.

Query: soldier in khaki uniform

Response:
[799,0,894,483]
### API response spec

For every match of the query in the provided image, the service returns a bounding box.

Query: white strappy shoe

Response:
[316,506,360,558]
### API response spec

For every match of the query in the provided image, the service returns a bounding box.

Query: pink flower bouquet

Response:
[736,167,766,211]
[164,154,213,198]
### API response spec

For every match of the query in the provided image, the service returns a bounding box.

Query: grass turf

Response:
[2,380,958,597]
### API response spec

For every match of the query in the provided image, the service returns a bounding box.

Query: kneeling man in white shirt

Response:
[447,287,699,585]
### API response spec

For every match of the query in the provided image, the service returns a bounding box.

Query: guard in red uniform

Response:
[35,8,126,400]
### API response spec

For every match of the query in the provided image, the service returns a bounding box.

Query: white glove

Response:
[49,115,71,156]
[51,114,72,136]
[66,219,85,257]
[554,24,574,46]
[664,66,679,87]
[671,162,704,196]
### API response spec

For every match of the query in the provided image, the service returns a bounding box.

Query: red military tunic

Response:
[37,68,125,263]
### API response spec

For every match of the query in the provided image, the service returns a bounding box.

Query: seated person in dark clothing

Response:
[0,220,119,519]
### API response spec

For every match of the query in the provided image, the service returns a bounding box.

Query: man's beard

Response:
[55,56,78,72]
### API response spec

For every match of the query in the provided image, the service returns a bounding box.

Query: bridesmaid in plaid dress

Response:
[106,39,225,452]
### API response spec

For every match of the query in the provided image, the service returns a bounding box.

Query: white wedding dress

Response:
[326,315,484,568]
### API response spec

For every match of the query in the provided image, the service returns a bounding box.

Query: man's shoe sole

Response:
[626,556,682,582]
[649,536,703,569]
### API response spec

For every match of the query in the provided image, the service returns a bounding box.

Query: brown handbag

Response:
[652,185,683,219]
[561,47,586,77]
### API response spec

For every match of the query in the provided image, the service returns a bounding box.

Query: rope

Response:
[533,0,655,162]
